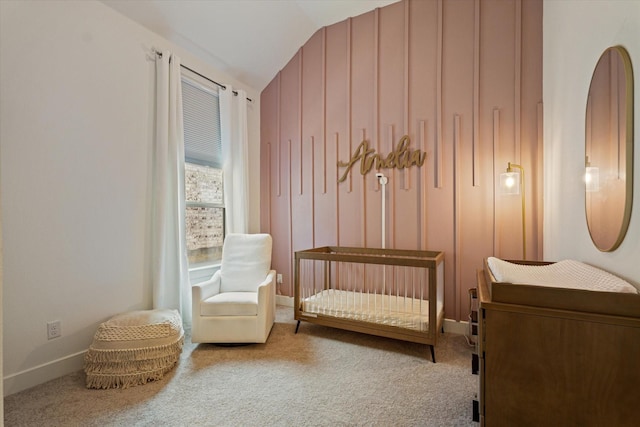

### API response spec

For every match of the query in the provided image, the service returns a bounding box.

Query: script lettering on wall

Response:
[337,135,426,183]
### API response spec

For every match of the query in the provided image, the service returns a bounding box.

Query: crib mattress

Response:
[301,289,442,332]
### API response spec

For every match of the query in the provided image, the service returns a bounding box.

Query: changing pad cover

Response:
[487,257,638,294]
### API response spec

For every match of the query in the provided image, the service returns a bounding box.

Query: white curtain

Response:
[152,51,191,324]
[219,85,249,234]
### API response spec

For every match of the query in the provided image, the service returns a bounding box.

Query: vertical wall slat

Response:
[260,142,273,234]
[514,0,522,163]
[492,108,500,256]
[453,113,461,321]
[299,49,303,196]
[277,139,282,197]
[335,133,340,245]
[388,124,395,248]
[287,139,294,293]
[420,120,427,249]
[536,101,543,260]
[311,136,316,247]
[374,8,380,152]
[347,135,353,193]
[403,0,410,191]
[277,73,282,197]
[435,0,444,188]
[288,138,293,295]
[322,136,327,194]
[299,139,303,195]
[473,0,480,187]
[267,142,272,232]
[361,128,367,247]
[322,27,327,195]
[347,17,353,180]
[404,1,410,134]
[373,9,381,194]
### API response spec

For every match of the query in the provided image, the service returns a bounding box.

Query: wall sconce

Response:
[500,167,520,195]
[500,162,526,259]
[585,156,600,193]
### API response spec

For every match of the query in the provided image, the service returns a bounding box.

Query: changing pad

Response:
[487,257,638,294]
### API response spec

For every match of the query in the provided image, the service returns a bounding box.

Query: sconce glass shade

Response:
[500,171,520,195]
[585,166,600,192]
[499,162,526,259]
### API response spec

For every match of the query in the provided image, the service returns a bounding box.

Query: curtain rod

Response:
[155,51,252,102]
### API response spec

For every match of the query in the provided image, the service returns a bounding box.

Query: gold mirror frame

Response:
[585,46,634,252]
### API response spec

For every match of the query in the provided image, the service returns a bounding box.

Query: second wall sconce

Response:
[585,156,600,193]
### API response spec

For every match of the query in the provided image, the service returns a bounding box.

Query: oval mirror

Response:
[585,46,634,252]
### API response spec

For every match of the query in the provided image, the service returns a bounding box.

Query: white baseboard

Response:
[443,319,470,335]
[278,296,469,336]
[3,350,86,396]
[276,295,294,307]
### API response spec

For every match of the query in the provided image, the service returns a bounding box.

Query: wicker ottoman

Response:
[84,309,184,389]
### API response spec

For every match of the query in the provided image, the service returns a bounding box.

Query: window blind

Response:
[181,77,222,168]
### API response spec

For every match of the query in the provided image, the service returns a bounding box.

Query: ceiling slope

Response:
[101,0,398,91]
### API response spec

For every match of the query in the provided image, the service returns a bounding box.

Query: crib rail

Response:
[294,247,444,346]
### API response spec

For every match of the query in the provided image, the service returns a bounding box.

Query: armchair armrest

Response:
[257,270,276,294]
[257,270,276,311]
[192,270,221,303]
[258,270,276,325]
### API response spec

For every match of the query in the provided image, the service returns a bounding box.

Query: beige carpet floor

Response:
[4,306,477,426]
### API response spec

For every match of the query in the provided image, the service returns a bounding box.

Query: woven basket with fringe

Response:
[84,309,184,389]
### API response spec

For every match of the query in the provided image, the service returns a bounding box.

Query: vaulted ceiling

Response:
[101,0,398,91]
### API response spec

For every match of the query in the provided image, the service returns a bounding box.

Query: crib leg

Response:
[430,345,436,363]
[295,320,301,334]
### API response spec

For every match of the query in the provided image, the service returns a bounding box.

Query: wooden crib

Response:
[294,247,444,361]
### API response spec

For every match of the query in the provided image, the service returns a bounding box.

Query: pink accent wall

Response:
[260,0,543,321]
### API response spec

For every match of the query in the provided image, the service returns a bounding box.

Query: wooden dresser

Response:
[476,263,640,426]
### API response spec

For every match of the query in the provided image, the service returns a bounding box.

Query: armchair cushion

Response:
[220,234,272,293]
[201,292,258,316]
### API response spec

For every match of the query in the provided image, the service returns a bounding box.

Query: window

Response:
[182,74,224,267]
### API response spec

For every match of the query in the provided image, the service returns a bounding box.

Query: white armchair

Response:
[191,233,276,344]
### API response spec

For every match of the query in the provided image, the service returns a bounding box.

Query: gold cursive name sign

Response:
[337,135,426,183]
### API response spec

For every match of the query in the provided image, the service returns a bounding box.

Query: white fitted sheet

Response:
[301,289,442,332]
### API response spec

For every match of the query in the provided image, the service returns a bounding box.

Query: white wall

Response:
[1,179,4,420]
[0,0,261,395]
[543,0,640,288]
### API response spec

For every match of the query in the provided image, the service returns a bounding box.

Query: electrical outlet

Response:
[277,274,283,284]
[47,320,62,340]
